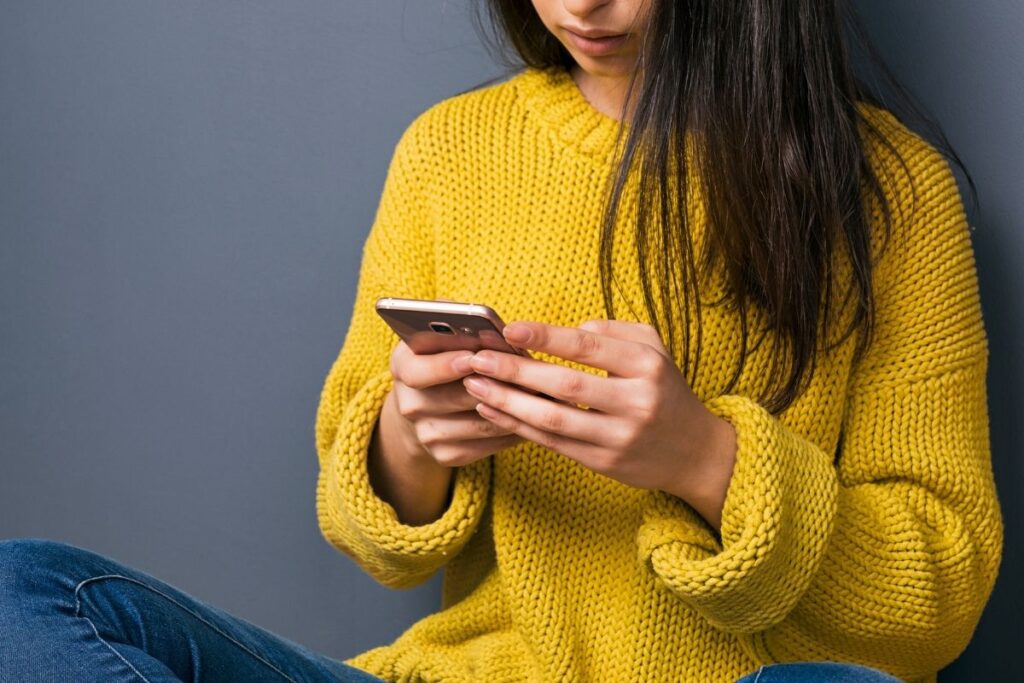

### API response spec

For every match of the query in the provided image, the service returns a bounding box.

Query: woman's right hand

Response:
[386,340,525,468]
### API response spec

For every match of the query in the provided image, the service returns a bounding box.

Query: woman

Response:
[0,0,1002,682]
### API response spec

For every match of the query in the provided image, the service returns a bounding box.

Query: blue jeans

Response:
[0,538,904,683]
[734,662,903,682]
[0,538,384,682]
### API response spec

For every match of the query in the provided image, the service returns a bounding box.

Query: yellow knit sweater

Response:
[314,66,1002,683]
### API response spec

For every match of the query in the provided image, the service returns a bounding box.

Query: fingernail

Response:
[476,402,499,418]
[452,353,472,373]
[464,376,488,397]
[504,324,531,343]
[470,353,497,373]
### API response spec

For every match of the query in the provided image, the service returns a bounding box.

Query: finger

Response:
[393,377,489,417]
[413,410,518,449]
[463,376,626,447]
[394,345,475,389]
[579,319,671,358]
[468,350,619,413]
[502,320,661,379]
[428,433,523,467]
[473,402,609,471]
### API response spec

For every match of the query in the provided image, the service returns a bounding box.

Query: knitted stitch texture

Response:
[314,66,1002,683]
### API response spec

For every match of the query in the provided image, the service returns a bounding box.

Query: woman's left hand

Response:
[463,318,738,531]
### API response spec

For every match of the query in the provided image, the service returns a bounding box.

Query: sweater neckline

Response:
[515,65,629,162]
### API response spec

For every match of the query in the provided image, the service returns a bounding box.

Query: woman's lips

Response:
[565,30,629,57]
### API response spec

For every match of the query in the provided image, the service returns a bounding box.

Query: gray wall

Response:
[0,0,495,663]
[0,2,1018,680]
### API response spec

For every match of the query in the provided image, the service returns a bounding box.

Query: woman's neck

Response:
[569,63,639,124]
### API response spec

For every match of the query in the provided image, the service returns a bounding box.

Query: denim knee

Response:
[0,538,81,601]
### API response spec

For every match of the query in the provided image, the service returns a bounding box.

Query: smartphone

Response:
[375,297,566,404]
[374,297,529,356]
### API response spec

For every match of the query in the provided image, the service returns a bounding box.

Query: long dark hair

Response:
[468,0,976,414]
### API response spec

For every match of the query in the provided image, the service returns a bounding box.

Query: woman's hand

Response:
[387,339,525,468]
[463,319,737,531]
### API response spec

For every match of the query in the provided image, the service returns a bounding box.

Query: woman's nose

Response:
[562,0,614,20]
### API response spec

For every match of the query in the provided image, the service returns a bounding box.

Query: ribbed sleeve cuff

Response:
[317,368,492,589]
[636,394,839,634]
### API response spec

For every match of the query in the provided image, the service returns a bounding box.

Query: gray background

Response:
[0,1,1019,680]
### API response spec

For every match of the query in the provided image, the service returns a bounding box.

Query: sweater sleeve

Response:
[314,111,492,590]
[635,148,1002,680]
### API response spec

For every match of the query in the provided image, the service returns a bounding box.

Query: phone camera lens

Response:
[429,322,455,335]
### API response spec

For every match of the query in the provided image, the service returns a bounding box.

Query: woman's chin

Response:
[569,56,637,80]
